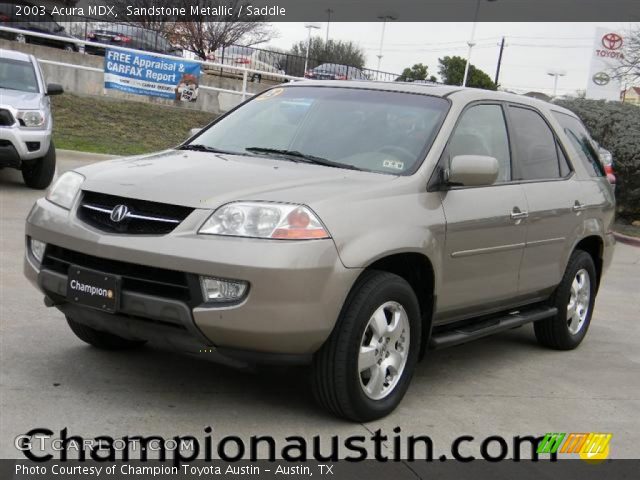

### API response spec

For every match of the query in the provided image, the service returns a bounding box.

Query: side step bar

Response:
[429,306,558,350]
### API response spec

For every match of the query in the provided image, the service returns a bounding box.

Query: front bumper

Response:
[25,198,360,360]
[0,122,51,165]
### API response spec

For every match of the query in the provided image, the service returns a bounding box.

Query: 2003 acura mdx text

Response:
[24,82,615,421]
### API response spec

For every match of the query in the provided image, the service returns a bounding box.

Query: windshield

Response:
[0,58,39,93]
[190,86,449,174]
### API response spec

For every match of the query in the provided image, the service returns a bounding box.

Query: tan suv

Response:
[24,82,615,421]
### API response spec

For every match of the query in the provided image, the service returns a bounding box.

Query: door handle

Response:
[511,207,529,221]
[573,201,587,212]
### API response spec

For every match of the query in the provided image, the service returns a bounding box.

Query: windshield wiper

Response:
[245,147,362,171]
[178,144,245,155]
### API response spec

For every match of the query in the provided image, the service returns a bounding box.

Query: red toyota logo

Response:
[602,33,623,50]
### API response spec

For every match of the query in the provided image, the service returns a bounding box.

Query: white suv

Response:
[0,49,63,188]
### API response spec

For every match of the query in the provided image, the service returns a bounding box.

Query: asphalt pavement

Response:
[1,152,639,459]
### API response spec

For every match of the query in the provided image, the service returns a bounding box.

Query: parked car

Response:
[597,143,616,184]
[24,82,615,421]
[85,24,181,56]
[0,49,62,188]
[207,45,286,82]
[0,1,81,52]
[305,63,366,80]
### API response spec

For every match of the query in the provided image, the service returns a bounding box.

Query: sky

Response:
[266,22,639,95]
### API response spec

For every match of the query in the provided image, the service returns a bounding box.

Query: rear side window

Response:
[552,111,605,177]
[509,106,565,180]
[448,104,512,182]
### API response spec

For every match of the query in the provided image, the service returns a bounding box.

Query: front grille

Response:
[77,191,194,235]
[42,244,194,303]
[0,109,15,126]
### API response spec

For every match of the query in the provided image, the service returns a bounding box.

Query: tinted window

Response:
[448,104,511,182]
[193,87,450,175]
[552,111,605,177]
[558,143,571,177]
[509,106,562,180]
[0,58,38,93]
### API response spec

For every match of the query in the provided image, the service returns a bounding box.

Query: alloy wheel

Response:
[567,268,591,335]
[358,301,410,400]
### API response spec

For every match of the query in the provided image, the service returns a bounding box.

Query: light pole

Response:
[325,9,333,44]
[376,15,396,77]
[303,23,321,75]
[462,0,497,87]
[547,69,567,97]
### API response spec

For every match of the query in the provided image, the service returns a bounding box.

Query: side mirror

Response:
[189,127,202,138]
[46,83,64,96]
[448,155,499,187]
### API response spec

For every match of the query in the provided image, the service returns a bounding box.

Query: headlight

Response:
[46,171,84,210]
[17,110,45,128]
[199,202,331,240]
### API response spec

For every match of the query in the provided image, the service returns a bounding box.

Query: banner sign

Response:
[104,49,201,102]
[586,27,624,101]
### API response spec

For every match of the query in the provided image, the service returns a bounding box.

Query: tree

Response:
[112,0,274,60]
[290,37,366,70]
[613,26,640,82]
[437,56,497,90]
[395,63,437,82]
[173,18,273,60]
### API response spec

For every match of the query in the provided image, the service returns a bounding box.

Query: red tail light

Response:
[336,75,347,80]
[605,165,616,184]
[235,57,251,64]
[0,13,10,22]
[113,35,131,43]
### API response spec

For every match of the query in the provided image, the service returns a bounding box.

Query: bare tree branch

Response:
[613,26,640,83]
[110,0,274,60]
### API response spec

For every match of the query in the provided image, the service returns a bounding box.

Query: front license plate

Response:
[67,266,120,313]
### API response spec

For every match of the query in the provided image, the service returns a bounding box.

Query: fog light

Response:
[30,238,46,263]
[200,276,248,302]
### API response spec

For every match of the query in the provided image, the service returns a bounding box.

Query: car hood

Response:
[0,89,43,109]
[76,150,395,209]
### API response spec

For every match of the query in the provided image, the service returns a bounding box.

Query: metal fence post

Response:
[220,45,225,76]
[242,69,248,100]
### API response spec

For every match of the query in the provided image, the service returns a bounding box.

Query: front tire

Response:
[22,141,56,189]
[312,271,421,422]
[534,250,597,350]
[66,316,146,350]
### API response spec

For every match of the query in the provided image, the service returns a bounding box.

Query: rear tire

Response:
[534,250,597,350]
[312,271,421,422]
[22,141,56,189]
[66,316,146,350]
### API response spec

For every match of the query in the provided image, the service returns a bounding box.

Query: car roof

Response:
[0,48,33,63]
[285,80,578,118]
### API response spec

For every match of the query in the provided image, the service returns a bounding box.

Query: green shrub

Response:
[554,98,640,220]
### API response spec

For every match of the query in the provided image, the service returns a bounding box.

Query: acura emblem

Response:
[110,204,130,223]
